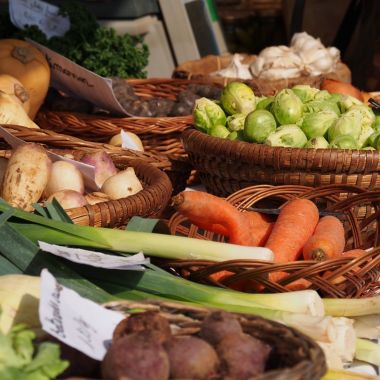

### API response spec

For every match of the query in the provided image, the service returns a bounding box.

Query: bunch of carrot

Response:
[171,191,366,289]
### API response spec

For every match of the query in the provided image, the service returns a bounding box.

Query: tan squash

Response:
[0,74,30,114]
[0,39,50,119]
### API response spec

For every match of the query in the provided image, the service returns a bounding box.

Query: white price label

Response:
[39,269,125,360]
[39,241,148,270]
[121,129,140,151]
[9,0,70,39]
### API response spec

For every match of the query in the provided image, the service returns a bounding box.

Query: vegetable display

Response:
[193,81,380,150]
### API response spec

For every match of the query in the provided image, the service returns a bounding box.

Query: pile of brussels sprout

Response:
[193,82,380,150]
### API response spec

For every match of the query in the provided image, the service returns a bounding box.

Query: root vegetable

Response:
[47,190,88,210]
[44,161,85,198]
[2,143,51,211]
[109,131,144,152]
[80,151,118,188]
[0,157,8,192]
[113,311,171,344]
[101,167,143,200]
[216,333,271,379]
[101,331,170,380]
[200,311,243,346]
[0,74,30,113]
[84,192,111,205]
[164,335,219,380]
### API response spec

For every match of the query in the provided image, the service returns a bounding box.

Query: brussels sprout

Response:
[338,94,363,113]
[305,136,329,149]
[314,90,332,101]
[256,96,274,111]
[301,110,338,139]
[375,115,380,127]
[220,82,256,115]
[273,89,303,125]
[265,124,307,148]
[226,113,246,131]
[329,135,358,149]
[303,100,341,116]
[357,125,375,148]
[244,109,277,143]
[292,85,319,103]
[345,105,376,129]
[193,97,226,132]
[368,132,380,148]
[209,124,230,139]
[328,93,343,103]
[327,114,362,142]
[363,146,376,151]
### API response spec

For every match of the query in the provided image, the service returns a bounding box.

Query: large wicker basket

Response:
[0,125,173,227]
[165,184,380,298]
[35,78,219,158]
[103,299,327,380]
[173,54,351,96]
[182,127,380,197]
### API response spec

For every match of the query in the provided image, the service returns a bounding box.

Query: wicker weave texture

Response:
[173,54,351,96]
[0,125,173,227]
[182,128,380,197]
[104,299,327,380]
[167,184,380,298]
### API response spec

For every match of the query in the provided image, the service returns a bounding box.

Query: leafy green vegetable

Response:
[0,1,149,78]
[0,325,68,380]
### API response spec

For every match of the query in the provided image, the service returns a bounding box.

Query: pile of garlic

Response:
[250,32,341,80]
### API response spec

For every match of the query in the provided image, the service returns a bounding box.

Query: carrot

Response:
[302,216,346,261]
[171,191,273,247]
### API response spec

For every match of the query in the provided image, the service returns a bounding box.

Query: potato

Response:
[44,160,85,198]
[164,336,219,380]
[47,190,88,210]
[2,143,51,211]
[102,331,169,380]
[80,151,117,188]
[101,167,143,200]
[84,192,111,205]
[216,333,271,379]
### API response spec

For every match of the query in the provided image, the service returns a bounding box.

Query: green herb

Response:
[0,1,149,78]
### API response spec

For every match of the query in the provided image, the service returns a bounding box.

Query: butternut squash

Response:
[0,39,50,119]
[0,74,30,114]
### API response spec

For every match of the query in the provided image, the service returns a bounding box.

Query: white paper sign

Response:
[39,269,125,360]
[9,0,70,39]
[0,126,99,191]
[39,241,148,270]
[121,129,141,151]
[28,40,131,116]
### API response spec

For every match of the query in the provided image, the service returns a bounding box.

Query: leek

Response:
[322,369,380,379]
[353,315,380,339]
[355,338,380,366]
[324,296,380,317]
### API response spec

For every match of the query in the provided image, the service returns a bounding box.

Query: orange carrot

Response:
[302,216,346,261]
[171,191,273,247]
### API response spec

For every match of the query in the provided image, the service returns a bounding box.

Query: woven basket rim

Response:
[103,298,327,380]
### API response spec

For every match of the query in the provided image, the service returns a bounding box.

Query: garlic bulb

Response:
[211,54,252,80]
[291,32,324,53]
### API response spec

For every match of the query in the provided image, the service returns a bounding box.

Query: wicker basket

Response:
[0,125,173,227]
[182,127,380,197]
[173,54,352,96]
[35,78,220,158]
[103,299,327,380]
[0,124,191,194]
[165,184,380,298]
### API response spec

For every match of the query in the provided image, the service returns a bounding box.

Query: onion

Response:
[321,79,363,101]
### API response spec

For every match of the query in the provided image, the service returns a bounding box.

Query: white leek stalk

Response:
[353,315,380,339]
[322,369,380,380]
[317,342,344,370]
[324,296,380,317]
[355,338,380,366]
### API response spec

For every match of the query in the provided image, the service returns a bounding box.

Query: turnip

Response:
[44,161,85,198]
[101,167,143,200]
[47,190,88,210]
[80,151,118,188]
[2,143,51,211]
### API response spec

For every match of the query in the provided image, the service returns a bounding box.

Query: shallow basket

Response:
[103,299,327,380]
[173,54,351,96]
[166,184,380,298]
[182,127,380,197]
[0,125,174,227]
[35,78,218,158]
